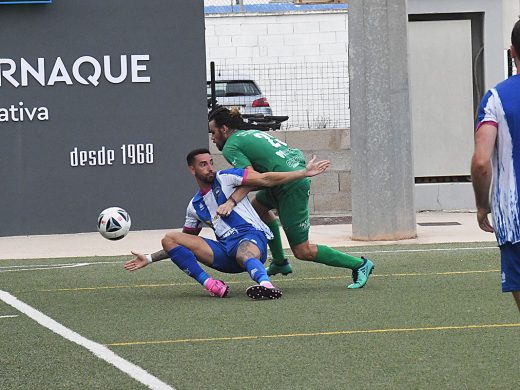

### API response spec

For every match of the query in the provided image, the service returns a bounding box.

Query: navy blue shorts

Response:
[499,242,520,292]
[203,230,268,274]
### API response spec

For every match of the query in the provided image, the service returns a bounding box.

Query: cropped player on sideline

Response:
[471,19,520,312]
[208,106,374,289]
[124,148,330,299]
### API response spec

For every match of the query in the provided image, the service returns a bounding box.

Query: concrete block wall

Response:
[209,128,351,215]
[208,128,476,213]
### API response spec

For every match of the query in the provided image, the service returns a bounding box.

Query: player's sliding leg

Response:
[236,239,282,300]
[251,196,292,276]
[166,246,229,297]
[291,242,375,289]
[244,258,282,299]
[162,233,229,298]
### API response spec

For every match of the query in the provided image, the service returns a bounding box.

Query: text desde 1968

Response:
[70,144,154,167]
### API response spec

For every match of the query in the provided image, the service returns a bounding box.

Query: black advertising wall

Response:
[0,0,208,236]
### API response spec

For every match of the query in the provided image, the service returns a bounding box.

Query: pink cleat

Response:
[204,279,229,298]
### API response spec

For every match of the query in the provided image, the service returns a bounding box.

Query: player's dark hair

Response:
[186,148,210,166]
[208,105,244,130]
[512,19,520,55]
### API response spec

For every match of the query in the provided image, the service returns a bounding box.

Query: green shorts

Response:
[255,178,311,246]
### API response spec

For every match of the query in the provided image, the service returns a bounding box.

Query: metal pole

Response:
[210,61,216,111]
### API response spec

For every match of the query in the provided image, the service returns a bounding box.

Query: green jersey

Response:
[223,130,311,245]
[222,130,310,245]
[222,130,306,173]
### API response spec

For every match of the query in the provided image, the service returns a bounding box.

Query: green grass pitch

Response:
[1,241,519,389]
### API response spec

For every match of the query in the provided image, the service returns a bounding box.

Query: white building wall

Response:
[503,0,520,49]
[205,11,350,129]
[205,12,348,65]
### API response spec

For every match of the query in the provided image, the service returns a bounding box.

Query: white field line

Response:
[0,247,499,274]
[0,290,175,390]
[0,315,18,319]
[0,261,121,273]
[0,264,90,273]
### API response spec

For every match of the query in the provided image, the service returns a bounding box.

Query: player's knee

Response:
[160,236,171,250]
[161,232,179,251]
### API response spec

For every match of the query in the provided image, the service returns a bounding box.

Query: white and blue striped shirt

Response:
[476,75,520,245]
[184,168,273,241]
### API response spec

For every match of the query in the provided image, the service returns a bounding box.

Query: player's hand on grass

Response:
[477,208,494,233]
[305,155,331,177]
[124,251,149,271]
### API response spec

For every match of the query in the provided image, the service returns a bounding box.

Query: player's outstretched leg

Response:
[302,244,375,289]
[166,245,229,297]
[347,257,375,289]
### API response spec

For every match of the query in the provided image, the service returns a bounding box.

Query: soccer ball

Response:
[97,207,131,240]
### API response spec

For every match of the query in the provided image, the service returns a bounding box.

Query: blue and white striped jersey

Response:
[476,74,520,245]
[183,168,273,241]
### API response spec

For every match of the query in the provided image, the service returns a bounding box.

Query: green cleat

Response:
[347,257,374,289]
[266,259,293,276]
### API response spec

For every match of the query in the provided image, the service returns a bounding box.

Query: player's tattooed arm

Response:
[150,250,169,262]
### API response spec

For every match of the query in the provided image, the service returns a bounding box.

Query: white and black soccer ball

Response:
[97,207,131,240]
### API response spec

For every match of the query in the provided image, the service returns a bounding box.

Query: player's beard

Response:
[214,129,226,151]
[196,172,215,185]
[214,139,224,151]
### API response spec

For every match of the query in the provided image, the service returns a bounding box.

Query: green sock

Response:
[267,219,286,265]
[315,245,363,270]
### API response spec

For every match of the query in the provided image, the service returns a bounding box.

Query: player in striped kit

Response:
[125,148,330,299]
[472,19,520,311]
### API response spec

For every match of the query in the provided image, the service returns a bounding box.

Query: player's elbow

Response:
[471,155,490,174]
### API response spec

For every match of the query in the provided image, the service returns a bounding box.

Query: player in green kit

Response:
[208,106,374,289]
